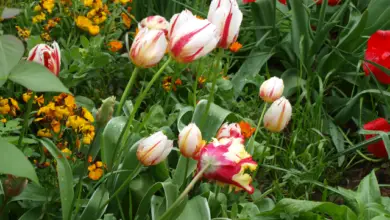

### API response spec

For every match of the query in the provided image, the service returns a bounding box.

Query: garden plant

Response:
[1,0,390,219]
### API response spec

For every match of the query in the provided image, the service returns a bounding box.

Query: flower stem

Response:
[159,163,211,220]
[182,157,190,189]
[248,103,268,154]
[100,163,142,210]
[19,92,35,149]
[115,67,140,117]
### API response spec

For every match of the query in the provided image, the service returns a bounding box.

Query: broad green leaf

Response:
[11,183,48,202]
[1,8,21,19]
[40,138,74,220]
[79,185,109,220]
[176,105,194,131]
[356,170,381,219]
[18,207,41,220]
[80,36,90,48]
[371,216,390,220]
[328,120,345,166]
[364,0,390,34]
[102,116,127,171]
[0,138,39,184]
[176,196,211,220]
[9,61,70,93]
[251,0,275,39]
[0,35,24,87]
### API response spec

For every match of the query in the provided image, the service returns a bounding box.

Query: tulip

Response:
[27,41,61,76]
[139,15,169,36]
[130,28,168,68]
[259,77,284,103]
[137,131,173,166]
[363,30,390,84]
[178,123,204,159]
[207,0,243,48]
[363,118,390,158]
[216,122,243,140]
[197,137,258,194]
[243,0,256,3]
[168,10,219,63]
[263,97,292,132]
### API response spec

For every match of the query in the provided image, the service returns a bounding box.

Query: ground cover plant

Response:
[1,0,390,219]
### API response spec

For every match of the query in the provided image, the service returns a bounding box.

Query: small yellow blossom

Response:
[15,26,31,39]
[37,128,53,138]
[0,98,10,115]
[88,161,104,180]
[42,0,55,13]
[84,0,93,7]
[1,118,7,123]
[61,148,72,159]
[81,107,94,122]
[32,12,46,24]
[34,5,42,12]
[88,25,100,35]
[51,119,61,133]
[121,13,131,29]
[76,16,93,31]
[41,32,51,41]
[198,76,206,84]
[9,98,20,116]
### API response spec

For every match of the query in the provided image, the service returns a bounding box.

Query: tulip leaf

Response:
[9,61,70,93]
[176,196,211,220]
[40,138,74,220]
[18,207,42,220]
[0,138,39,185]
[1,7,21,19]
[327,119,345,167]
[0,35,24,87]
[11,183,49,202]
[79,184,110,220]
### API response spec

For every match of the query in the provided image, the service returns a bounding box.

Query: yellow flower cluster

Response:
[15,26,31,39]
[32,12,46,24]
[35,93,95,145]
[0,97,20,116]
[88,161,104,180]
[76,0,110,35]
[23,92,45,107]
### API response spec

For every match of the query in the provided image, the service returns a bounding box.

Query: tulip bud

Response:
[207,0,243,48]
[178,123,204,159]
[168,10,219,63]
[96,96,116,127]
[130,28,168,68]
[259,77,284,103]
[263,97,292,132]
[139,15,169,36]
[27,41,61,76]
[216,122,242,140]
[137,131,173,166]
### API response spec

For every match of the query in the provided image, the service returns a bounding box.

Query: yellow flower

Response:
[198,76,206,84]
[41,32,51,41]
[83,0,93,7]
[15,26,31,39]
[9,98,20,116]
[107,41,123,52]
[88,25,100,35]
[95,161,103,168]
[37,128,53,138]
[35,95,45,107]
[0,98,10,115]
[22,92,31,103]
[37,102,56,117]
[120,0,131,4]
[1,118,7,123]
[87,9,97,18]
[51,119,61,133]
[88,161,104,180]
[44,19,59,31]
[34,5,42,12]
[76,16,93,31]
[121,13,131,29]
[42,0,55,13]
[66,115,87,131]
[92,13,107,25]
[64,95,76,111]
[32,12,46,24]
[81,107,94,122]
[229,42,243,53]
[61,148,72,159]
[54,106,71,120]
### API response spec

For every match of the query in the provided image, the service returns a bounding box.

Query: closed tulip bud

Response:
[139,15,169,36]
[168,10,219,63]
[96,96,116,127]
[27,41,61,76]
[130,28,168,68]
[216,122,243,140]
[259,77,284,103]
[137,131,173,166]
[178,123,204,159]
[207,0,243,48]
[263,97,292,132]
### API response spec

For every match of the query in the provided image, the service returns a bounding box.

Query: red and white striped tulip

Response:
[27,41,61,76]
[137,131,173,166]
[263,97,292,132]
[207,0,243,49]
[259,77,284,103]
[130,28,168,68]
[216,122,243,140]
[178,123,204,159]
[168,10,219,63]
[139,15,169,36]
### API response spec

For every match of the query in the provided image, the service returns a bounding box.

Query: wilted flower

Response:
[130,28,168,68]
[197,137,258,194]
[363,30,390,84]
[259,77,284,103]
[263,97,292,132]
[168,10,219,63]
[178,123,204,159]
[28,41,61,76]
[139,15,169,36]
[137,131,173,166]
[216,122,242,140]
[208,0,243,48]
[363,118,390,158]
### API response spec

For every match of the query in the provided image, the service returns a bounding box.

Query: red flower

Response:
[197,137,258,194]
[363,118,390,158]
[278,0,287,5]
[243,0,256,3]
[315,0,341,5]
[363,30,390,84]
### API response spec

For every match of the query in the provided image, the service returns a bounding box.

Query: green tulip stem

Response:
[100,163,143,210]
[159,163,211,220]
[19,91,35,149]
[248,102,268,154]
[115,67,140,117]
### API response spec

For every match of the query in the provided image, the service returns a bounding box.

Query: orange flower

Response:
[174,78,182,86]
[239,121,256,139]
[229,42,242,53]
[121,13,131,29]
[108,41,123,52]
[88,161,104,180]
[88,155,93,163]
